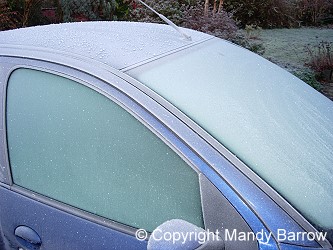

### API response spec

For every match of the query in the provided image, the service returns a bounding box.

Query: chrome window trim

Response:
[0,63,12,185]
[119,37,214,72]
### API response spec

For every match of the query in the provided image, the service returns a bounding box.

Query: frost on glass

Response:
[128,39,333,230]
[6,68,203,232]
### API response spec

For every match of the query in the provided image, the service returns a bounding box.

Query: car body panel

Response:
[0,187,147,250]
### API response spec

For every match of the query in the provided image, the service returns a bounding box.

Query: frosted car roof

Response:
[0,21,211,70]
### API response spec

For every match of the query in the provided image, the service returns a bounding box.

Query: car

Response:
[0,20,332,250]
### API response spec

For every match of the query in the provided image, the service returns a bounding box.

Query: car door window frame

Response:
[6,66,205,232]
[1,54,327,249]
[1,59,213,239]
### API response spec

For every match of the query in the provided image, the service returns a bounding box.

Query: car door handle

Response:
[14,225,42,246]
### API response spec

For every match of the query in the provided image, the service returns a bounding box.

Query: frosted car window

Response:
[6,68,203,232]
[127,38,333,231]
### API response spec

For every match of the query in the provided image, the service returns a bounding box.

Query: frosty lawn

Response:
[259,27,333,72]
[258,27,333,99]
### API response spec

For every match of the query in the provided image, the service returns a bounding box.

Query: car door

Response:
[0,58,208,249]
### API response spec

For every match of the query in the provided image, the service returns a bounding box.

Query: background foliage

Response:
[1,0,332,31]
[129,0,239,40]
[223,0,333,28]
[61,0,131,22]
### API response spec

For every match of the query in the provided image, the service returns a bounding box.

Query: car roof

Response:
[0,21,211,70]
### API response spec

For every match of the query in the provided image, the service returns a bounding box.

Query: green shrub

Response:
[61,0,130,22]
[129,0,186,25]
[182,4,239,41]
[293,70,323,91]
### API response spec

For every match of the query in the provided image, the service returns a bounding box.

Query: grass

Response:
[259,28,333,72]
[257,27,333,100]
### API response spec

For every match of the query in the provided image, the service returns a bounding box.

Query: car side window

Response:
[6,68,203,232]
